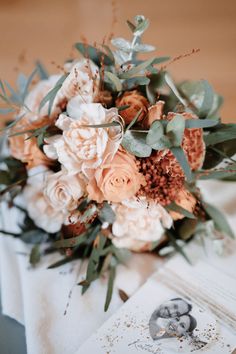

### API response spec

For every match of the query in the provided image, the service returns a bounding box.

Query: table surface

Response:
[0,295,26,354]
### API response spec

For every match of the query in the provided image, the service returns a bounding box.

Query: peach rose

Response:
[9,118,52,169]
[116,90,149,124]
[87,149,146,203]
[111,197,172,251]
[23,166,66,233]
[44,103,123,175]
[44,170,85,212]
[169,188,197,221]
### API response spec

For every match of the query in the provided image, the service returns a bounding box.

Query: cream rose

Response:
[23,166,66,233]
[87,149,146,203]
[56,59,100,105]
[22,74,62,122]
[111,197,173,251]
[44,170,85,212]
[44,103,123,175]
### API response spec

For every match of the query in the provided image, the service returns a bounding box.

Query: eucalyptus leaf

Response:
[104,262,116,311]
[126,108,143,131]
[171,147,192,181]
[75,43,114,66]
[166,202,196,219]
[119,57,155,79]
[104,71,122,91]
[122,131,152,157]
[204,124,236,146]
[133,43,155,53]
[123,76,150,90]
[203,202,234,239]
[39,73,68,115]
[146,120,166,149]
[54,231,88,248]
[196,165,236,180]
[134,15,149,36]
[111,38,131,52]
[36,61,49,80]
[185,118,219,129]
[179,80,218,118]
[166,230,191,264]
[152,56,171,65]
[29,244,41,266]
[99,203,116,224]
[166,114,185,146]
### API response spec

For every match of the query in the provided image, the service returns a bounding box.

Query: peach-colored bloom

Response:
[9,118,52,169]
[169,188,197,220]
[87,149,146,203]
[116,90,149,124]
[44,103,123,175]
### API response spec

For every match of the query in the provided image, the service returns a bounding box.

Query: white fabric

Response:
[0,180,236,354]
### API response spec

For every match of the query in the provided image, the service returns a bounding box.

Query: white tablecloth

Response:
[0,181,235,354]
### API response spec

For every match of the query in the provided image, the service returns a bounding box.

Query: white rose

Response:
[56,59,100,105]
[23,166,66,233]
[44,103,123,176]
[111,197,172,252]
[22,75,62,122]
[44,169,85,212]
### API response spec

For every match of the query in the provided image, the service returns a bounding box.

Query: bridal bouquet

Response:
[0,15,235,309]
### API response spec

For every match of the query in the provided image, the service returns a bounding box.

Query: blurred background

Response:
[0,0,235,122]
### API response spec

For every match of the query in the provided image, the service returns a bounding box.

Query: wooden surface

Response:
[0,0,235,122]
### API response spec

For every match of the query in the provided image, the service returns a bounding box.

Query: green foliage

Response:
[179,80,222,119]
[196,164,236,180]
[39,74,68,115]
[166,202,196,219]
[122,131,152,157]
[166,114,185,146]
[119,58,156,79]
[171,147,192,182]
[203,202,234,239]
[99,203,116,224]
[104,258,116,311]
[104,71,122,91]
[204,124,236,146]
[29,244,41,266]
[75,43,114,66]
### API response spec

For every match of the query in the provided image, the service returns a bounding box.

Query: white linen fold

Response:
[0,180,235,354]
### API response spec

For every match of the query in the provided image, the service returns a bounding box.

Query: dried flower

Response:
[137,152,185,206]
[169,188,197,220]
[142,100,165,128]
